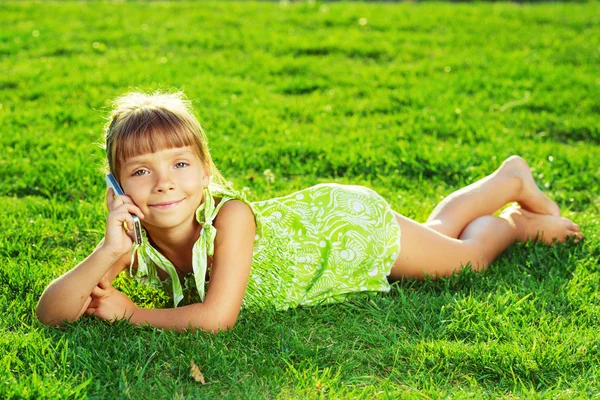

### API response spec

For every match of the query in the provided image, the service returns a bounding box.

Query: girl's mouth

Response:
[150,199,183,210]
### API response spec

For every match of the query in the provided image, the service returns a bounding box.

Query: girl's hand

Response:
[85,278,138,322]
[101,187,145,258]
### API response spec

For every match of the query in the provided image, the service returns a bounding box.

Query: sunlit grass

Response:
[1,1,599,398]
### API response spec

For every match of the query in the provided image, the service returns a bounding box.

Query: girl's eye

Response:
[133,169,148,176]
[131,163,187,176]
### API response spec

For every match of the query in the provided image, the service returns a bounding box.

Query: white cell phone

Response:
[106,173,143,245]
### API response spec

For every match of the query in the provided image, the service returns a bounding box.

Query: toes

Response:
[567,231,584,243]
[561,218,581,231]
[572,230,584,240]
[560,217,575,226]
[568,232,583,243]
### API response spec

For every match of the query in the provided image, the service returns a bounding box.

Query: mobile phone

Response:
[106,173,143,245]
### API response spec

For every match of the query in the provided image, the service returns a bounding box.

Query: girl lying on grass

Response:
[36,91,584,333]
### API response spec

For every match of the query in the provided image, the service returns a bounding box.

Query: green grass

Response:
[1,1,600,398]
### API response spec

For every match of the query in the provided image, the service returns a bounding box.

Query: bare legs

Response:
[389,156,583,280]
[424,156,560,239]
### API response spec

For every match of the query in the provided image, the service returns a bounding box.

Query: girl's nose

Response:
[154,172,176,192]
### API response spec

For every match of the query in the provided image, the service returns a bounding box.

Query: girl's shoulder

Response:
[210,185,257,222]
[213,199,256,230]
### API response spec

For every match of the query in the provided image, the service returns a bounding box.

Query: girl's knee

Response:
[459,240,489,272]
[463,245,490,272]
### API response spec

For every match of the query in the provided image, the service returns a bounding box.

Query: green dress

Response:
[128,183,401,311]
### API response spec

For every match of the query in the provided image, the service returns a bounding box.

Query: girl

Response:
[36,91,584,333]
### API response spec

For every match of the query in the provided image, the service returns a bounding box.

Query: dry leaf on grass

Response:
[190,359,206,384]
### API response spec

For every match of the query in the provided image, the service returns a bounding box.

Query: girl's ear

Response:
[203,162,211,186]
[200,159,210,187]
[202,173,210,187]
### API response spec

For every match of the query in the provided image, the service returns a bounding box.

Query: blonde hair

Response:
[102,90,231,191]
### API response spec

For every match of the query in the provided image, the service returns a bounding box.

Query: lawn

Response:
[1,1,599,398]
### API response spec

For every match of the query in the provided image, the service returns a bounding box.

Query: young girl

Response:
[36,91,584,333]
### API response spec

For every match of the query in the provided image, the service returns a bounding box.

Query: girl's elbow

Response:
[36,308,68,327]
[198,314,237,333]
[188,303,239,333]
[35,300,55,326]
[216,319,237,333]
[35,300,78,327]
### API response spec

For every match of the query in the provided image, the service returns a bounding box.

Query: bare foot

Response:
[500,205,583,244]
[497,155,561,217]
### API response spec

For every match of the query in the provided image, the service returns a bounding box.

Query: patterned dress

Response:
[128,183,401,311]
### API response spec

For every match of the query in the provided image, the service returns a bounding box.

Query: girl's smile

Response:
[149,199,184,210]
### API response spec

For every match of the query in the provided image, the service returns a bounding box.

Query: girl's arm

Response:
[36,241,130,326]
[87,200,256,333]
[36,188,144,326]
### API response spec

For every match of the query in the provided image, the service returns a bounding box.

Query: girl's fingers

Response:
[109,210,143,233]
[107,191,143,215]
[98,278,112,290]
[110,211,133,228]
[78,296,93,318]
[104,198,144,255]
[112,203,145,220]
[88,297,100,308]
[91,286,105,297]
[85,308,96,315]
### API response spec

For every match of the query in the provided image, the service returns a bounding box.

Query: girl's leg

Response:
[424,156,561,239]
[388,206,582,280]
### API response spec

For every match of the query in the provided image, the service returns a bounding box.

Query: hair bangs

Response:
[112,109,202,176]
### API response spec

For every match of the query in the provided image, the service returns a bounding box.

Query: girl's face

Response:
[118,145,210,230]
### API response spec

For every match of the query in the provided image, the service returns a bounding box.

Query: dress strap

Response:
[192,186,233,302]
